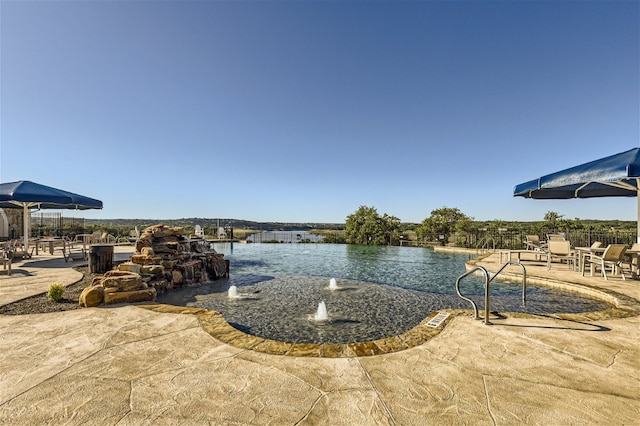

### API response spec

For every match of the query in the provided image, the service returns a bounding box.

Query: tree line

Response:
[339,205,636,246]
[71,207,635,247]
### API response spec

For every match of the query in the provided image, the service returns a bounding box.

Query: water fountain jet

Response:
[314,301,328,321]
[228,285,240,298]
[329,278,339,290]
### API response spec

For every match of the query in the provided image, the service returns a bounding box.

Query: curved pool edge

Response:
[135,303,462,357]
[130,251,640,358]
[466,256,640,315]
[134,296,638,358]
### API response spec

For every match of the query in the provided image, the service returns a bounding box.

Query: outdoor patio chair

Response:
[524,235,546,251]
[547,233,566,241]
[624,242,640,273]
[100,233,117,244]
[582,244,628,280]
[61,237,87,262]
[115,236,131,245]
[7,239,33,259]
[73,233,94,246]
[547,240,575,270]
[1,242,13,275]
[127,226,140,245]
[524,235,548,261]
[576,241,603,270]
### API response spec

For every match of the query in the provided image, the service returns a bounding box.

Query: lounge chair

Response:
[582,244,628,280]
[524,235,545,251]
[547,240,575,270]
[523,235,548,261]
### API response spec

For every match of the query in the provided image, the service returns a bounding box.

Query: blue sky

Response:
[1,1,638,224]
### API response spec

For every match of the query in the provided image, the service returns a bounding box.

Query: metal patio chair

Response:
[582,244,628,280]
[547,239,575,271]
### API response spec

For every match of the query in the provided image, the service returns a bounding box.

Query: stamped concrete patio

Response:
[0,246,638,424]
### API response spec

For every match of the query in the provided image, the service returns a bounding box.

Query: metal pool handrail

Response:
[455,262,527,325]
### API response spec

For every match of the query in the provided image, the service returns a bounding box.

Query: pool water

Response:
[157,243,610,344]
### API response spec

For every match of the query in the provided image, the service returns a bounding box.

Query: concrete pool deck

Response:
[0,246,638,424]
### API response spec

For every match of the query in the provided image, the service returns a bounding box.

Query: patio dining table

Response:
[577,246,640,280]
[34,238,65,255]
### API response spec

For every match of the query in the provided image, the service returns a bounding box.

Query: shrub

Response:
[47,282,65,302]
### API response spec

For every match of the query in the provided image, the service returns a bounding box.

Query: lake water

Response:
[157,243,610,344]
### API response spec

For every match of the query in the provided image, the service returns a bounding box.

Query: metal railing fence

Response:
[451,229,637,250]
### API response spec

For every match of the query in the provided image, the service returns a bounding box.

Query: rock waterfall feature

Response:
[80,224,228,307]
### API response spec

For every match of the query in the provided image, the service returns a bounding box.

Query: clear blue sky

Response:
[1,1,638,224]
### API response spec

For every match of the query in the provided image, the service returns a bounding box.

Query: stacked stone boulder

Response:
[79,270,155,307]
[79,224,228,308]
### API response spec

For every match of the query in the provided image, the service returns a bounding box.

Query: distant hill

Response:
[84,218,346,231]
[84,217,636,232]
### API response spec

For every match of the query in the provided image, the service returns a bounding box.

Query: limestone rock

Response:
[145,224,183,238]
[79,285,104,307]
[80,223,227,309]
[101,273,145,292]
[104,270,140,278]
[103,288,157,305]
[162,260,177,270]
[131,254,164,265]
[117,262,142,274]
[141,264,164,275]
[141,247,155,256]
[152,242,178,255]
[148,279,171,292]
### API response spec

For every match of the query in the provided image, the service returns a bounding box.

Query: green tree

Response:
[454,216,476,247]
[417,207,472,246]
[322,231,347,244]
[487,219,507,233]
[569,217,584,230]
[382,213,402,245]
[345,206,401,245]
[544,211,563,222]
[544,211,563,226]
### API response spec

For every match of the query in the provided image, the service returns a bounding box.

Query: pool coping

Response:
[134,251,640,358]
[137,288,639,359]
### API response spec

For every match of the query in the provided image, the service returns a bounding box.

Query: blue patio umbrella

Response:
[513,147,640,242]
[0,180,103,256]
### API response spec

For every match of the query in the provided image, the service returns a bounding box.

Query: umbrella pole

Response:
[23,205,30,258]
[637,190,639,244]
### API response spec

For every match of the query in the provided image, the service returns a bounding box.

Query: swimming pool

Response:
[157,243,610,344]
